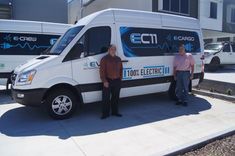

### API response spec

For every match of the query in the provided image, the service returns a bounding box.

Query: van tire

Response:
[46,89,77,120]
[208,58,220,72]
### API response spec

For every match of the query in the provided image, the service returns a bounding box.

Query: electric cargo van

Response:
[0,20,71,88]
[11,9,204,119]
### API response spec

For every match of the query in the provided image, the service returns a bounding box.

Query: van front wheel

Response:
[46,89,77,119]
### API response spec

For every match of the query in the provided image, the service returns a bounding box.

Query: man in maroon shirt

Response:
[99,44,123,119]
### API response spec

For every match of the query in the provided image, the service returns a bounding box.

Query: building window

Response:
[0,5,12,19]
[161,0,190,15]
[204,39,213,45]
[217,37,230,42]
[226,5,235,24]
[231,8,235,23]
[210,2,217,19]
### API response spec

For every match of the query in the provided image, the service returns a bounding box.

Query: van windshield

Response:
[205,43,223,51]
[49,26,84,55]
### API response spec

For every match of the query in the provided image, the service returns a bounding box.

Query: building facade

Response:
[0,0,68,23]
[68,0,235,43]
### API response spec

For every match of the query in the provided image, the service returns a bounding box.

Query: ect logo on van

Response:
[13,36,37,42]
[173,35,195,41]
[130,33,158,44]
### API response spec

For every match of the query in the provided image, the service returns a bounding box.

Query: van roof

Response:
[75,8,200,30]
[0,19,72,34]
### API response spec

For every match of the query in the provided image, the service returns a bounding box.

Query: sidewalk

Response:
[0,93,235,156]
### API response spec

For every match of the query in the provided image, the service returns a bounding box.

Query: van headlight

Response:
[16,70,36,86]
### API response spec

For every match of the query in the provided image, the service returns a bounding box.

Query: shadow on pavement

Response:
[205,65,235,74]
[0,93,211,139]
[0,93,14,105]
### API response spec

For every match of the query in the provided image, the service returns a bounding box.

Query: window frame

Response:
[159,0,190,16]
[120,26,201,57]
[84,26,111,57]
[0,32,61,56]
[66,26,111,61]
[230,7,235,23]
[209,2,218,19]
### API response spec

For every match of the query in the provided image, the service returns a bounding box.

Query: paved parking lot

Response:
[204,65,235,83]
[0,92,235,156]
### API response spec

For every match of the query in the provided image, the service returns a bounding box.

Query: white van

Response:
[11,9,204,119]
[0,20,71,88]
[204,42,235,71]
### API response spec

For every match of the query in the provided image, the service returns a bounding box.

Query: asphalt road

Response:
[0,92,235,156]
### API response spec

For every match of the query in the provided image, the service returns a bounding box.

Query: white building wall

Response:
[68,0,152,24]
[199,0,223,31]
[68,0,81,24]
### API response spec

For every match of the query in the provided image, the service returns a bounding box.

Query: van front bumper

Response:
[11,88,47,107]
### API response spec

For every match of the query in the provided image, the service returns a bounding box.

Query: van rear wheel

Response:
[46,89,77,119]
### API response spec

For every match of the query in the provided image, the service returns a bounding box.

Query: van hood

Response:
[14,55,58,74]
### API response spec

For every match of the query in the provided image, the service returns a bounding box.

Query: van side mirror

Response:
[80,52,85,58]
[63,43,85,62]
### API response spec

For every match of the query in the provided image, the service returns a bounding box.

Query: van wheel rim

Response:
[52,95,72,115]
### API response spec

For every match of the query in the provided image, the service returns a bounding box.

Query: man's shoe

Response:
[101,114,109,119]
[175,101,182,105]
[182,102,188,107]
[112,113,122,117]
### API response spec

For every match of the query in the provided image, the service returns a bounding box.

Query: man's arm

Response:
[120,60,123,80]
[99,58,108,83]
[190,65,194,80]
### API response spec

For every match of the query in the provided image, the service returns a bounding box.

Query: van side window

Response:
[85,26,111,56]
[223,44,231,52]
[120,27,201,57]
[0,33,60,55]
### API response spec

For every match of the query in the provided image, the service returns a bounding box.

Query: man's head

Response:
[108,44,117,57]
[178,43,186,56]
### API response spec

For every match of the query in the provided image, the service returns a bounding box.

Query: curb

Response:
[199,79,235,96]
[192,88,235,103]
[158,127,235,156]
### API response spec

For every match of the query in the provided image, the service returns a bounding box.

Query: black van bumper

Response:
[11,88,47,107]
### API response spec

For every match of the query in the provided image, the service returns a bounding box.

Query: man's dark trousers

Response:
[102,78,121,116]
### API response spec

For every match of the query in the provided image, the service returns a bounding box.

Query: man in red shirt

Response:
[99,44,123,119]
[173,43,195,106]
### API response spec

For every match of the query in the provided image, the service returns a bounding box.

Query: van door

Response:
[116,26,171,98]
[70,26,112,103]
[221,43,233,64]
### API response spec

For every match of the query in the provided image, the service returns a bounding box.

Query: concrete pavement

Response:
[0,93,235,156]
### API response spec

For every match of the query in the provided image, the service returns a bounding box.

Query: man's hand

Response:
[104,82,109,88]
[190,74,194,80]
